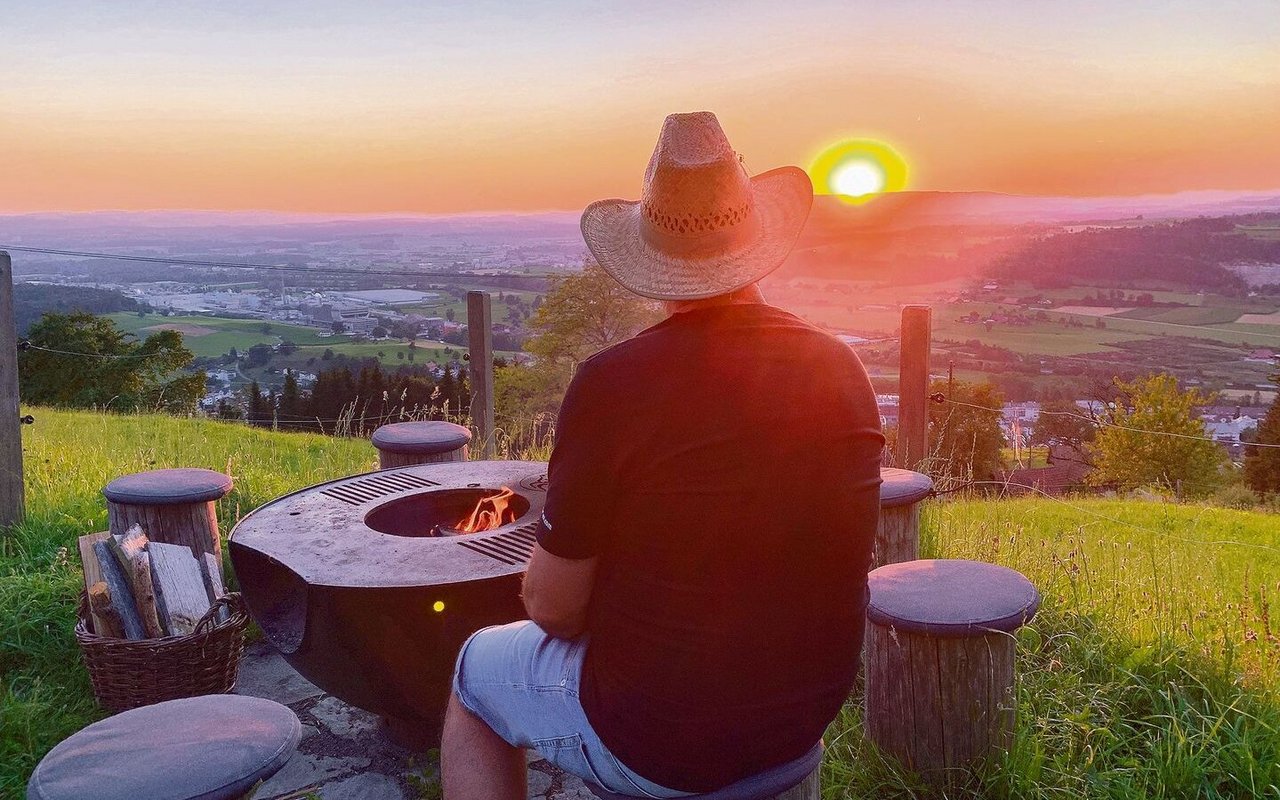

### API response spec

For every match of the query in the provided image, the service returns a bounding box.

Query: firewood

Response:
[87,582,126,639]
[110,523,149,567]
[78,532,111,633]
[149,542,213,636]
[201,551,229,623]
[92,540,146,639]
[106,530,165,638]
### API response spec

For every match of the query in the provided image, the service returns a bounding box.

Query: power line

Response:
[21,341,167,361]
[0,244,560,280]
[939,396,1280,450]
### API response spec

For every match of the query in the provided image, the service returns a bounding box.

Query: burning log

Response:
[456,487,518,533]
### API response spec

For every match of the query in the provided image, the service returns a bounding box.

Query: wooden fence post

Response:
[466,291,495,459]
[896,305,932,471]
[0,252,24,527]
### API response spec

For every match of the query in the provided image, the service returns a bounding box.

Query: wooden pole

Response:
[467,291,495,459]
[896,305,932,471]
[0,252,24,527]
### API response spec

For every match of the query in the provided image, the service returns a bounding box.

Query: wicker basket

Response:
[76,592,250,713]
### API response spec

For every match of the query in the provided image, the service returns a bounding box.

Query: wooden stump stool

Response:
[27,695,299,800]
[874,467,933,568]
[103,468,234,560]
[864,559,1040,780]
[371,421,471,468]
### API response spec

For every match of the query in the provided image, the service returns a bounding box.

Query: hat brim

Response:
[580,166,813,301]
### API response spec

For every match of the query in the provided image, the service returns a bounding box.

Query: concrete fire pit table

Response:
[103,468,234,559]
[863,559,1040,780]
[371,421,471,468]
[874,467,933,568]
[229,460,547,749]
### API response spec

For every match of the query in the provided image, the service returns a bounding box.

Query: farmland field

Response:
[103,313,352,358]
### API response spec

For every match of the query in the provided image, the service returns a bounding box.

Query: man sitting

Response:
[442,111,884,799]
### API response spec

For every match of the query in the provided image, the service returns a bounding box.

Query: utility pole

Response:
[466,291,495,459]
[0,252,24,527]
[896,305,932,471]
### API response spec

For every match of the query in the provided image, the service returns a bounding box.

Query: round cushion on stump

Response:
[103,468,234,506]
[585,741,822,800]
[27,695,299,800]
[879,468,933,508]
[371,421,471,455]
[868,559,1040,636]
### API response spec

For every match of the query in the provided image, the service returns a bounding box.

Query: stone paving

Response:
[237,641,592,799]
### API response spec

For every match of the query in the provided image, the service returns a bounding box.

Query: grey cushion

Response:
[27,695,299,800]
[867,559,1040,636]
[103,468,234,505]
[879,468,933,508]
[371,421,471,455]
[586,742,822,800]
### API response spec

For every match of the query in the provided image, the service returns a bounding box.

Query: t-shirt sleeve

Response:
[535,363,618,560]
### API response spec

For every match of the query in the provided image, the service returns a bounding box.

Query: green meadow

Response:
[3,409,1280,797]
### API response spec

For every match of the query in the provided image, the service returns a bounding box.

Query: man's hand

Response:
[522,544,597,640]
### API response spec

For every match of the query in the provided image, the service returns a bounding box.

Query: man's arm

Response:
[522,544,597,640]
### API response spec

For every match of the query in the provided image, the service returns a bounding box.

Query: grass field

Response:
[103,313,353,358]
[4,409,1280,797]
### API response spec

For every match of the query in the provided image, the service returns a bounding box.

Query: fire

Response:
[456,487,518,533]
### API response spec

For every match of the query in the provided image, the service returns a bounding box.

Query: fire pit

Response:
[228,461,546,748]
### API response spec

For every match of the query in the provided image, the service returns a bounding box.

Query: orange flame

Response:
[456,487,518,533]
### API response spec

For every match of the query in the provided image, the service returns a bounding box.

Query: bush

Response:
[1210,483,1260,510]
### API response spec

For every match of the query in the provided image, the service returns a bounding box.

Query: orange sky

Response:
[3,2,1278,213]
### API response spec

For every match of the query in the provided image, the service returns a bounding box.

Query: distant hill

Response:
[13,283,146,334]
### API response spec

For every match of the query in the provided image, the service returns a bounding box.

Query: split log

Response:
[106,529,165,638]
[91,540,146,639]
[87,582,126,639]
[111,523,149,565]
[201,552,228,623]
[150,542,213,636]
[78,532,111,633]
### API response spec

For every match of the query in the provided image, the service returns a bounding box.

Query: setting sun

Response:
[830,159,885,198]
[810,138,909,205]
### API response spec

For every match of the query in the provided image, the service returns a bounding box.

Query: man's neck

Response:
[662,285,766,316]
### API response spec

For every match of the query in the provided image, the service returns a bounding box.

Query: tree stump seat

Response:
[585,741,821,800]
[103,468,234,560]
[875,467,933,568]
[864,559,1040,781]
[26,695,299,800]
[371,420,471,468]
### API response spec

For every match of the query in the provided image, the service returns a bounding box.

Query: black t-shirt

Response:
[535,302,884,793]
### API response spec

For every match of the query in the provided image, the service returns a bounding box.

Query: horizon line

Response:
[4,187,1280,220]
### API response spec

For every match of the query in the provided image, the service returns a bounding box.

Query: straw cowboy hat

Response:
[581,111,813,301]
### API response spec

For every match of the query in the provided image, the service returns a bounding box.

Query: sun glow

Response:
[810,138,909,205]
[831,160,885,198]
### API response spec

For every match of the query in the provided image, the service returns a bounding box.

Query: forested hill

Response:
[14,284,146,334]
[983,217,1280,291]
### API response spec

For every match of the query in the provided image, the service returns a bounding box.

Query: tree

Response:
[19,312,204,413]
[928,379,1006,481]
[371,326,388,339]
[496,262,661,423]
[1244,371,1280,495]
[332,321,346,334]
[446,308,456,323]
[1090,374,1224,496]
[1029,400,1097,467]
[279,370,303,419]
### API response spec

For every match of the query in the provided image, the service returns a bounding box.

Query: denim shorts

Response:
[452,620,693,798]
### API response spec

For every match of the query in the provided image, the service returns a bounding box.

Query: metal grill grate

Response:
[321,471,442,506]
[456,523,539,566]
